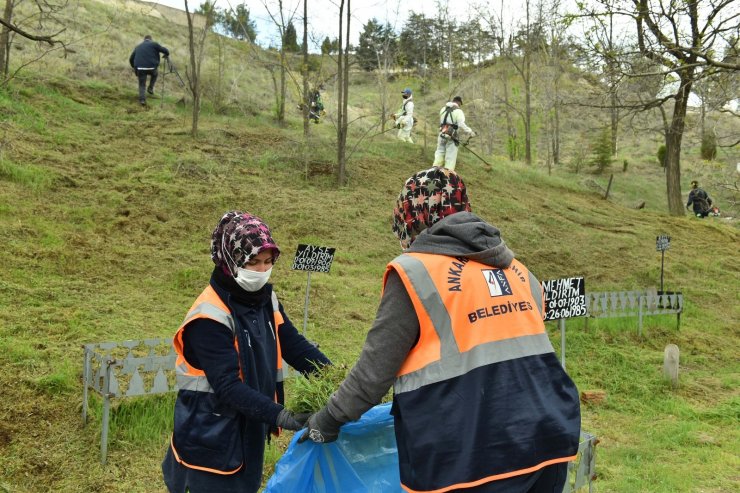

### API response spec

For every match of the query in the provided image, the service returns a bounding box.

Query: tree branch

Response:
[717,139,740,148]
[0,17,64,46]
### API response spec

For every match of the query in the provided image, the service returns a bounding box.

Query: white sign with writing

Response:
[291,244,336,273]
[542,277,587,321]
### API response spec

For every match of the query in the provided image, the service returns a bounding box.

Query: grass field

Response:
[0,1,739,492]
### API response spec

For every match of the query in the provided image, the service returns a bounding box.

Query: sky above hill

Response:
[150,0,534,50]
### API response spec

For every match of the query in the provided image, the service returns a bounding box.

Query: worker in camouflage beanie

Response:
[392,167,471,248]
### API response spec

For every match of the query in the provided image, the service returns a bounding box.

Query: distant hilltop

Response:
[92,0,206,29]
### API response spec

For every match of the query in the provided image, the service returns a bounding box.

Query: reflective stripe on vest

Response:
[168,436,243,476]
[173,286,285,392]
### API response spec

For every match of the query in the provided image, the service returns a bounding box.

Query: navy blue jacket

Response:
[129,39,169,69]
[686,188,712,215]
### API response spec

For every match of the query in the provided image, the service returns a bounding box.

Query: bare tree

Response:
[579,0,625,154]
[336,0,350,186]
[302,0,309,138]
[576,1,740,215]
[358,14,400,132]
[486,0,537,165]
[435,0,456,91]
[630,0,739,215]
[183,0,213,137]
[538,0,567,168]
[262,0,300,123]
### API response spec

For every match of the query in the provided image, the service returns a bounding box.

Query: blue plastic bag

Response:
[265,403,401,493]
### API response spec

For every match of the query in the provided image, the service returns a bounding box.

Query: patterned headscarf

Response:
[392,167,471,246]
[211,211,280,276]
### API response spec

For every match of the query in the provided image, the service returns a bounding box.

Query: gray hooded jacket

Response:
[327,212,516,422]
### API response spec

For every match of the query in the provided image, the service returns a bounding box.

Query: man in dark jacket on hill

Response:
[686,180,713,218]
[129,35,169,105]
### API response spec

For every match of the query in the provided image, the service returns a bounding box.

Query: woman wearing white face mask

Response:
[162,211,331,493]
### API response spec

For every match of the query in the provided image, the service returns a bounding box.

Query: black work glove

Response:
[297,407,343,444]
[275,408,311,431]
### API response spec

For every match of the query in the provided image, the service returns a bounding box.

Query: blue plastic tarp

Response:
[264,403,402,493]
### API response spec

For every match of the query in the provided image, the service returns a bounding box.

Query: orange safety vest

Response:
[168,284,285,475]
[386,252,580,493]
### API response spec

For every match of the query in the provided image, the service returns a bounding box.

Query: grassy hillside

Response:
[1,2,739,493]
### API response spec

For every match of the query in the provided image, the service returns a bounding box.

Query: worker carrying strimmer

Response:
[433,95,475,171]
[392,88,415,143]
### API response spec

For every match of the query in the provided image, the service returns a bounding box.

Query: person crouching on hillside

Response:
[686,180,713,218]
[299,167,581,493]
[162,211,331,493]
[129,35,169,106]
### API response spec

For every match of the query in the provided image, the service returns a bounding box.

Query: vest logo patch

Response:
[482,269,512,297]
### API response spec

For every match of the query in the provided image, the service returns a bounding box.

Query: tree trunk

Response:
[523,0,532,166]
[378,50,387,133]
[341,1,350,182]
[524,51,532,165]
[215,37,225,112]
[553,67,561,166]
[335,0,349,187]
[501,71,516,161]
[610,90,618,155]
[607,14,618,156]
[192,90,200,137]
[184,0,200,137]
[665,73,693,216]
[278,50,286,122]
[302,0,309,180]
[447,24,453,90]
[336,0,344,186]
[0,0,12,76]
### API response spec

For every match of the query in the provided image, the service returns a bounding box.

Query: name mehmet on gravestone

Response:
[542,277,587,370]
[542,277,587,322]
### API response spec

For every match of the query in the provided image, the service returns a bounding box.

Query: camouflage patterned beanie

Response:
[211,211,281,277]
[392,167,471,247]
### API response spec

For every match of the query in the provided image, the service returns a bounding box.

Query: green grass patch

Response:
[34,362,77,395]
[85,393,176,448]
[0,159,54,189]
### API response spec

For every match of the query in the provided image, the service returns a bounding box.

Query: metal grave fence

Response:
[564,431,598,492]
[82,338,177,464]
[584,290,683,336]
